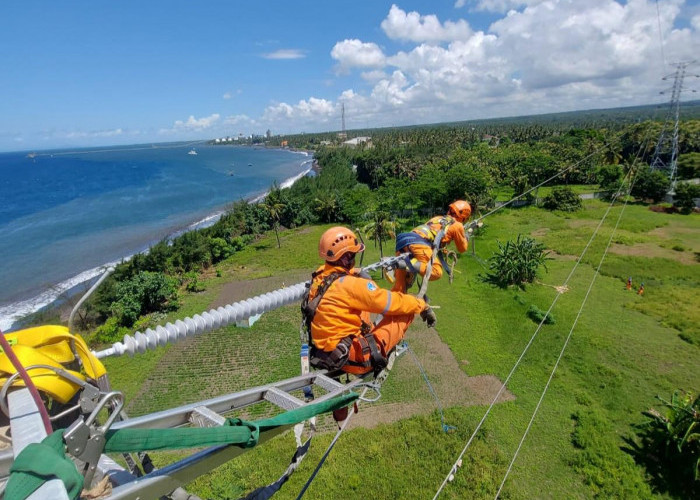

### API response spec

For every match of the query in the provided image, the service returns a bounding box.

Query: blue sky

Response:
[1,1,699,152]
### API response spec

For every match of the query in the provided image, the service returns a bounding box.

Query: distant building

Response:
[343,136,372,148]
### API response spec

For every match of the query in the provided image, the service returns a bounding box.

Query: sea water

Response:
[0,142,312,331]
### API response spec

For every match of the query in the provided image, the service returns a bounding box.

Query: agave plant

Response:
[640,391,700,484]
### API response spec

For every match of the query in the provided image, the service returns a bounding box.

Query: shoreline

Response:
[0,157,315,332]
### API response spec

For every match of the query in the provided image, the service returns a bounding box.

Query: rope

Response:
[432,169,636,499]
[494,172,639,498]
[295,386,369,500]
[655,0,667,67]
[405,342,456,433]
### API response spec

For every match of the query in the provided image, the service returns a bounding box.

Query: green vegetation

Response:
[96,198,698,499]
[27,113,698,498]
[629,391,699,497]
[542,185,583,211]
[487,235,551,288]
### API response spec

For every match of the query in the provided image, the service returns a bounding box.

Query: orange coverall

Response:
[393,216,469,292]
[309,263,426,374]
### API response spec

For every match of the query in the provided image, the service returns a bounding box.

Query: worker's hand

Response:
[420,306,437,328]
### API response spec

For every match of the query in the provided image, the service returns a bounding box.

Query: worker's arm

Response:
[341,276,426,315]
[446,222,469,253]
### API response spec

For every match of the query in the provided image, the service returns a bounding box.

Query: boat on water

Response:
[26,152,37,159]
[188,148,198,155]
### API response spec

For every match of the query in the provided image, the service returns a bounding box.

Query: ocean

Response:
[0,142,312,331]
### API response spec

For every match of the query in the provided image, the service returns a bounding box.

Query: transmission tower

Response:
[649,61,698,189]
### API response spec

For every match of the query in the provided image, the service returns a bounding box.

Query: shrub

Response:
[631,391,700,497]
[90,316,129,345]
[111,271,179,327]
[542,186,582,211]
[487,235,550,288]
[527,304,555,324]
[631,167,671,203]
[673,182,699,214]
[184,271,205,293]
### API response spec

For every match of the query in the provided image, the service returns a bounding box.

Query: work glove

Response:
[420,306,437,328]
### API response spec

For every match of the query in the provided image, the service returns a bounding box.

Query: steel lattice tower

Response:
[650,61,698,188]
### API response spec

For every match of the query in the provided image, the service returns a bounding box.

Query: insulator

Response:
[92,259,392,359]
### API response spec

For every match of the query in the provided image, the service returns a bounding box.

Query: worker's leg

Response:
[408,245,443,281]
[342,313,415,375]
[370,313,415,356]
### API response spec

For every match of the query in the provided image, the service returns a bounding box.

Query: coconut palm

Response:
[362,211,397,258]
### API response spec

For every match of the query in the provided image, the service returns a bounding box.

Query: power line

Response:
[493,170,639,498]
[433,111,660,498]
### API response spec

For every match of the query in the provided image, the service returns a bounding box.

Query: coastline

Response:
[0,156,315,332]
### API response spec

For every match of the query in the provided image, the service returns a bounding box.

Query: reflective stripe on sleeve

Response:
[381,290,392,315]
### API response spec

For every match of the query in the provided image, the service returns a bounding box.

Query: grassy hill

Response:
[103,199,699,499]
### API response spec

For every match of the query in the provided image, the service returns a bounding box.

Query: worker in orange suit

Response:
[392,200,472,293]
[303,226,436,376]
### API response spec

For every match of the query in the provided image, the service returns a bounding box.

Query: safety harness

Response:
[395,216,455,280]
[301,270,387,376]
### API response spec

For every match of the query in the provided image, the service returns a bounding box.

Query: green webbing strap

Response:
[5,392,358,500]
[6,430,84,500]
[104,392,358,452]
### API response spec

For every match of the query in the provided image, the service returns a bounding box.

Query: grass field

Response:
[102,201,699,499]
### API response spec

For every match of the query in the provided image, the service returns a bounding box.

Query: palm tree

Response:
[362,211,397,258]
[314,191,339,223]
[263,196,286,248]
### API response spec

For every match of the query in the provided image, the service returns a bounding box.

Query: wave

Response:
[0,161,313,332]
[0,261,120,332]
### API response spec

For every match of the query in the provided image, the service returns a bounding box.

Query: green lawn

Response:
[102,204,699,499]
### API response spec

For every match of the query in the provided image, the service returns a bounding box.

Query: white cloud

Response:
[262,49,306,59]
[331,39,386,72]
[223,114,253,126]
[169,114,221,132]
[361,69,389,82]
[381,5,473,43]
[64,128,125,139]
[223,92,232,100]
[470,1,539,13]
[692,14,700,31]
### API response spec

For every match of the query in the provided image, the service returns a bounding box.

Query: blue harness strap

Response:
[394,232,452,278]
[395,232,431,252]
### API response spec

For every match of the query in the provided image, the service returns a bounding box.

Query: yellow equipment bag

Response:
[0,325,107,404]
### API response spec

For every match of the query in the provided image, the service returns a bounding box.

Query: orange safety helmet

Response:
[448,200,472,222]
[318,226,365,262]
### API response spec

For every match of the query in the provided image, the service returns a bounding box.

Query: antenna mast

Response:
[339,102,347,140]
